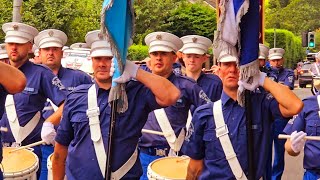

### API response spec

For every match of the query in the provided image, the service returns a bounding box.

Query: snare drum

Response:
[47,153,67,180]
[1,147,39,180]
[147,156,190,180]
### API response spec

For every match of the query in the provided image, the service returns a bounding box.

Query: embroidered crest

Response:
[185,123,194,142]
[199,90,211,103]
[288,76,293,83]
[156,35,162,40]
[192,37,197,43]
[288,115,298,124]
[266,93,274,100]
[98,33,104,40]
[13,24,19,31]
[52,77,65,90]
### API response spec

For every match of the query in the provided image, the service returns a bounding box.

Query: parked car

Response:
[298,62,313,88]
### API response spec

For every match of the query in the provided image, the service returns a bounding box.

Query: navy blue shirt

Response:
[139,73,210,147]
[267,67,294,90]
[0,61,67,145]
[0,85,7,118]
[185,91,283,180]
[55,81,162,180]
[0,85,8,163]
[42,67,92,119]
[283,94,320,170]
[190,73,222,112]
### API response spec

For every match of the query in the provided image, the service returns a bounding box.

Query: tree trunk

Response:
[13,0,23,22]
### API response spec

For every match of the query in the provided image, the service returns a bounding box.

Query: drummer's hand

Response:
[41,122,56,145]
[290,131,306,153]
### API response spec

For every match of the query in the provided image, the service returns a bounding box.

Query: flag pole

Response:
[105,100,117,179]
[245,90,255,180]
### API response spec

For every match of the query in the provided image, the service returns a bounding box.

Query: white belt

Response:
[213,100,247,180]
[87,85,137,179]
[111,147,138,180]
[5,95,41,144]
[154,109,185,153]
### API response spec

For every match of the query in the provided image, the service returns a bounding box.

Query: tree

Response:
[133,0,184,44]
[266,0,320,35]
[162,2,216,40]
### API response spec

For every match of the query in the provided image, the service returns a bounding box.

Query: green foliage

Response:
[265,29,305,68]
[133,0,184,44]
[0,0,103,45]
[266,0,320,36]
[127,44,149,61]
[162,2,216,40]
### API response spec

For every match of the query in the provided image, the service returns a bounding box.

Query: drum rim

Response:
[147,156,190,180]
[2,147,39,177]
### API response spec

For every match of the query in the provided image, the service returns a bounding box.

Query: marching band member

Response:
[52,30,180,179]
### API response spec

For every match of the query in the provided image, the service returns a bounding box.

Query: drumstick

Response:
[141,129,166,136]
[176,156,190,163]
[9,140,46,153]
[278,134,320,141]
[0,127,8,132]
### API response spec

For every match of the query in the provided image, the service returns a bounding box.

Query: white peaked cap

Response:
[145,32,183,53]
[2,22,39,44]
[180,35,212,55]
[85,30,113,57]
[268,48,285,60]
[34,29,67,48]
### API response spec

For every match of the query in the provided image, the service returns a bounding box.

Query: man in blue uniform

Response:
[0,43,10,64]
[34,28,93,179]
[0,61,27,180]
[259,43,270,73]
[139,32,211,180]
[266,48,295,180]
[180,35,222,107]
[185,50,303,180]
[1,22,68,177]
[52,30,180,180]
[283,92,320,180]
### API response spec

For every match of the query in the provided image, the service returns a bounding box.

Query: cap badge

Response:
[79,44,83,48]
[13,24,19,31]
[156,35,162,40]
[48,31,54,37]
[98,33,104,40]
[192,37,197,43]
[0,45,5,50]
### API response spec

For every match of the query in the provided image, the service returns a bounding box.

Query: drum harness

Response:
[213,100,247,180]
[153,109,192,156]
[87,85,137,180]
[5,95,41,145]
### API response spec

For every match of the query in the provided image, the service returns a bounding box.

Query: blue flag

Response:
[101,0,134,112]
[214,0,259,106]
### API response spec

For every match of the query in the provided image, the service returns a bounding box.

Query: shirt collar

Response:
[221,90,236,106]
[19,60,32,70]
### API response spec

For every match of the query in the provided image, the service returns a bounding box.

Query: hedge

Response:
[265,29,305,68]
[127,44,149,61]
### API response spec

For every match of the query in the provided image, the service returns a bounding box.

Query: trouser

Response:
[139,152,166,180]
[39,145,54,180]
[265,119,287,180]
[304,170,320,180]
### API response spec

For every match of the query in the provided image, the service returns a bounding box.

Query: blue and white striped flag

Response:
[101,0,134,112]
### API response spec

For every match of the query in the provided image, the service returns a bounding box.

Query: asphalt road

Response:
[280,86,312,180]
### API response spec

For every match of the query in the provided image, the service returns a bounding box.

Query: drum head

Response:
[2,147,38,174]
[149,156,190,179]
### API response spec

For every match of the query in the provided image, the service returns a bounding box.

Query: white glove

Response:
[290,131,306,153]
[238,71,266,91]
[41,122,56,145]
[113,60,139,83]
